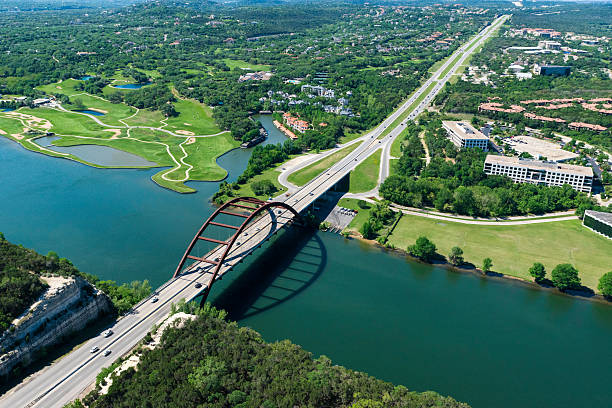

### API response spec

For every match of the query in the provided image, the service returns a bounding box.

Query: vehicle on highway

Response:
[195,282,202,289]
[90,346,99,354]
[103,349,112,357]
[151,296,159,303]
[103,329,113,338]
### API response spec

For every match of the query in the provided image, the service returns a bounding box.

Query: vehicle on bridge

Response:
[174,197,301,303]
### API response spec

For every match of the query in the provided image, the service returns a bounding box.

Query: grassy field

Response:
[122,109,165,127]
[229,167,288,201]
[287,142,361,186]
[165,98,221,135]
[183,133,239,181]
[222,58,272,71]
[67,94,135,127]
[18,108,108,136]
[349,149,381,193]
[387,216,611,290]
[37,79,82,95]
[390,126,411,158]
[0,114,28,135]
[51,134,173,167]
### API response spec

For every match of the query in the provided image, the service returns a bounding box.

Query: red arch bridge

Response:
[173,197,302,303]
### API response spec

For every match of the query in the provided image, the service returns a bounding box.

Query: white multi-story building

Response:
[483,155,593,193]
[442,121,489,151]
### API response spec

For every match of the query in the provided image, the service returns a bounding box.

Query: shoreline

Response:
[344,231,612,306]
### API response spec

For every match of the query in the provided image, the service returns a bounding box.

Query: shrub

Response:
[551,264,581,291]
[482,258,493,273]
[448,246,464,266]
[597,272,612,298]
[528,262,546,283]
[408,236,437,262]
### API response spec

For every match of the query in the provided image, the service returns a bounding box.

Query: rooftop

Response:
[585,210,612,226]
[442,121,488,140]
[485,155,593,176]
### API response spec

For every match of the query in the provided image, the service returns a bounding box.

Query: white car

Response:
[90,346,99,354]
[151,297,159,303]
[103,329,113,338]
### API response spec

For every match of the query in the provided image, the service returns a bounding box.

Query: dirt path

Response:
[419,131,431,165]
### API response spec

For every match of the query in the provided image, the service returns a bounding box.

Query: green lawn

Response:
[165,98,221,135]
[287,142,361,186]
[229,167,288,201]
[37,79,82,95]
[122,109,165,127]
[51,135,173,167]
[18,107,108,137]
[349,149,381,193]
[151,172,195,194]
[387,216,611,291]
[0,114,28,135]
[183,133,239,181]
[390,126,410,158]
[67,94,135,127]
[222,58,272,71]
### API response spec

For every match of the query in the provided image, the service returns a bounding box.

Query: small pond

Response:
[33,136,157,167]
[79,76,94,81]
[113,83,151,89]
[74,109,105,116]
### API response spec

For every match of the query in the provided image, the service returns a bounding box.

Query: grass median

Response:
[288,142,361,186]
[378,81,437,139]
[349,149,381,193]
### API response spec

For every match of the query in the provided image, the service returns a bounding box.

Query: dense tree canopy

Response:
[84,308,470,408]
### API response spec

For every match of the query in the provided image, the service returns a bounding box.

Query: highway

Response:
[0,14,508,408]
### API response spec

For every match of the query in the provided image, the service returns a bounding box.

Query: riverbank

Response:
[272,119,298,139]
[0,80,242,193]
[342,223,611,304]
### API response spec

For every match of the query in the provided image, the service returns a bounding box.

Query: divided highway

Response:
[0,14,508,408]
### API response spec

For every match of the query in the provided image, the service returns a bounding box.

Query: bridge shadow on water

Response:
[211,227,327,321]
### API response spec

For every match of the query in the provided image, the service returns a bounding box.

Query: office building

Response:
[583,210,612,240]
[483,155,593,193]
[442,121,489,151]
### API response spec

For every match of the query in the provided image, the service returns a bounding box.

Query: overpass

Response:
[0,14,509,408]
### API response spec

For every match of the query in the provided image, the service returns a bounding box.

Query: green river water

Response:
[0,134,610,407]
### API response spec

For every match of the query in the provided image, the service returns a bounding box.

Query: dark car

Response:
[195,282,202,289]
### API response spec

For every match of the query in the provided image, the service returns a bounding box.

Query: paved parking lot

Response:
[504,135,578,162]
[323,206,356,232]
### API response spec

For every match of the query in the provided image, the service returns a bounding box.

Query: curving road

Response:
[0,14,509,408]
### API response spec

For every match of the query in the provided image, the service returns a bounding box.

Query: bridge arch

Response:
[174,197,300,303]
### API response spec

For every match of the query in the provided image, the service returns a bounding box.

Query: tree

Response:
[72,98,85,110]
[529,262,546,283]
[360,221,376,240]
[551,264,581,291]
[161,103,178,117]
[597,272,612,298]
[250,179,277,196]
[408,236,437,262]
[108,92,123,104]
[482,258,493,273]
[448,246,464,266]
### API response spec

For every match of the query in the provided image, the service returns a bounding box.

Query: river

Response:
[0,131,611,408]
